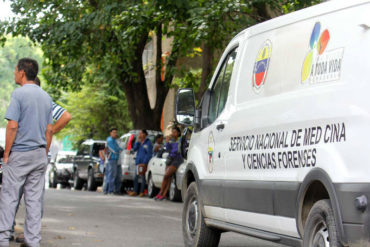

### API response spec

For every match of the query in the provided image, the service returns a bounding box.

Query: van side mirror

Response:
[175,88,195,126]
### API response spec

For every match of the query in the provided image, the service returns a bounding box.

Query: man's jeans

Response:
[115,164,122,193]
[105,160,117,193]
[133,166,146,194]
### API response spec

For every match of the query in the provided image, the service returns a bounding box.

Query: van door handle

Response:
[216,123,225,131]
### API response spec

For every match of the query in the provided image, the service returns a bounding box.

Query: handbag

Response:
[137,164,147,176]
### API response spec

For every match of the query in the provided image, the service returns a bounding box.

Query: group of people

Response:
[0,58,72,247]
[99,126,184,201]
[0,57,185,246]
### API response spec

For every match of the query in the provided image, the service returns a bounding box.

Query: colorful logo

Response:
[253,40,272,92]
[302,22,331,83]
[208,132,215,173]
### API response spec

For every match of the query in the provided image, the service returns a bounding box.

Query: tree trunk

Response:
[119,27,169,131]
[196,42,214,101]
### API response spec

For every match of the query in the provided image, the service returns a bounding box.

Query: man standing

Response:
[129,129,152,197]
[0,58,53,247]
[9,77,73,244]
[105,128,122,195]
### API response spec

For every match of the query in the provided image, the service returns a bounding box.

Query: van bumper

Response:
[335,183,370,245]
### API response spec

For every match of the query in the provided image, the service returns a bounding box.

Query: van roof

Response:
[231,0,369,42]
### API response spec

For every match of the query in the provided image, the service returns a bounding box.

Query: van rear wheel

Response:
[182,182,220,247]
[303,199,341,247]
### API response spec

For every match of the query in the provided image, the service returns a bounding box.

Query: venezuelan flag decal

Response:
[253,40,272,92]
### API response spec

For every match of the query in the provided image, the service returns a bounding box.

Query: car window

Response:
[57,156,74,163]
[208,47,238,124]
[77,144,90,156]
[92,143,105,158]
[148,134,156,144]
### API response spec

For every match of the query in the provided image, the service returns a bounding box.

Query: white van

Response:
[175,1,370,246]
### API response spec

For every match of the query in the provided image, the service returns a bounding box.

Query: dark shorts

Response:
[167,156,183,168]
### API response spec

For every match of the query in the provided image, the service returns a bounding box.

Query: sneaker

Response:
[128,191,137,196]
[157,195,166,201]
[138,193,145,197]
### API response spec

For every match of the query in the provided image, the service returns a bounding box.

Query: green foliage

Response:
[0,36,43,127]
[186,0,254,49]
[174,69,202,92]
[0,0,322,130]
[58,83,132,145]
[280,0,323,13]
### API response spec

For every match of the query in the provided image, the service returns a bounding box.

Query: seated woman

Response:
[155,126,183,201]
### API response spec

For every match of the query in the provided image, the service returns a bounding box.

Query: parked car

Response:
[146,127,192,201]
[146,151,186,202]
[48,151,76,188]
[73,139,106,191]
[118,130,162,188]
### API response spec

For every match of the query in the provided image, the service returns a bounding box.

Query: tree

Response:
[0,36,43,127]
[57,83,132,145]
[0,0,321,129]
[1,0,186,130]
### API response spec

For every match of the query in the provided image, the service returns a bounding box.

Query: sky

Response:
[0,0,14,21]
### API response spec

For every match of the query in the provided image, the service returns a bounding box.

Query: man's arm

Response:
[3,120,18,163]
[52,111,72,134]
[45,124,53,155]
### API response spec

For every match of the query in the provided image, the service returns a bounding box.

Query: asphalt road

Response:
[12,188,288,247]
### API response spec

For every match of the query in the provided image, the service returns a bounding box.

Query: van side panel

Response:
[224,2,370,243]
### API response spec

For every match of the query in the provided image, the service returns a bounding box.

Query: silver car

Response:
[118,130,162,188]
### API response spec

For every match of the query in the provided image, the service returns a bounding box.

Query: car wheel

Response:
[303,199,341,247]
[87,168,97,191]
[73,170,84,190]
[147,174,159,198]
[169,175,181,202]
[49,171,57,188]
[183,182,220,247]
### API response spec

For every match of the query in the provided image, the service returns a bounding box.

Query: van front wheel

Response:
[182,182,220,247]
[303,199,341,247]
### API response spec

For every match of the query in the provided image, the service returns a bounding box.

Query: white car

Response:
[146,151,186,202]
[49,150,77,188]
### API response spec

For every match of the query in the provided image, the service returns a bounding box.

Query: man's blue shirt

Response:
[133,138,152,165]
[106,136,122,161]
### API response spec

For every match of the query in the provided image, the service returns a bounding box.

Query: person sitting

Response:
[155,126,183,201]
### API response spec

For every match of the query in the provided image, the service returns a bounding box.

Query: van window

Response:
[208,47,238,124]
